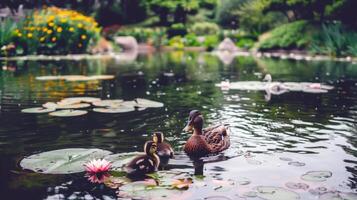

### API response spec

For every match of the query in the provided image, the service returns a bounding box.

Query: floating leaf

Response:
[55,103,91,109]
[49,110,88,117]
[288,161,305,167]
[93,107,135,114]
[104,176,129,189]
[92,99,124,107]
[279,157,293,161]
[21,107,56,114]
[60,97,101,104]
[104,152,141,170]
[65,76,97,81]
[171,178,193,190]
[90,75,115,80]
[42,102,58,109]
[319,191,357,200]
[285,182,309,190]
[135,98,164,108]
[20,148,112,174]
[255,186,300,200]
[301,171,332,182]
[35,76,62,81]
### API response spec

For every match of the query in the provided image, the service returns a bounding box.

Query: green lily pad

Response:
[21,107,56,114]
[255,186,300,200]
[104,152,141,170]
[60,97,101,104]
[20,148,112,174]
[135,98,164,108]
[90,75,115,80]
[35,76,63,81]
[92,99,124,107]
[319,192,357,200]
[49,110,88,117]
[301,171,332,182]
[93,107,135,113]
[56,103,91,109]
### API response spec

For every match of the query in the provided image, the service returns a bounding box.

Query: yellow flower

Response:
[48,22,54,27]
[77,23,83,28]
[17,33,22,37]
[43,27,48,32]
[15,29,20,33]
[51,37,57,42]
[69,27,74,32]
[47,30,53,34]
[57,27,63,33]
[27,33,33,38]
[60,18,67,23]
[81,35,87,40]
[40,37,45,42]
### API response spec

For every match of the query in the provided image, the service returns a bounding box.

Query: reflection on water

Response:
[0,52,357,199]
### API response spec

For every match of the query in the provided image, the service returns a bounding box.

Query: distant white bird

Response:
[263,74,289,95]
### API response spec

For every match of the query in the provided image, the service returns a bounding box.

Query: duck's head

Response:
[152,132,164,143]
[183,110,203,132]
[144,141,157,155]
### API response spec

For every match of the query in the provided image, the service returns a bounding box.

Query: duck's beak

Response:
[183,121,193,132]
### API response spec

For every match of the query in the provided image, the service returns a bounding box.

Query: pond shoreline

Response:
[1,49,357,63]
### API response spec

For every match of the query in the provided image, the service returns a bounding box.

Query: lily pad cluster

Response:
[21,97,164,117]
[36,75,115,81]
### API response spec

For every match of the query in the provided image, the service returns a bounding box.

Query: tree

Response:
[147,0,201,25]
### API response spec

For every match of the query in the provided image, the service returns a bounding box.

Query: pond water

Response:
[0,52,357,200]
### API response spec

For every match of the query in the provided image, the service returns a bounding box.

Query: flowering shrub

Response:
[14,7,101,55]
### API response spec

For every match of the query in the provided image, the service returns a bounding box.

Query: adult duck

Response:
[123,141,160,177]
[152,132,174,169]
[183,110,230,157]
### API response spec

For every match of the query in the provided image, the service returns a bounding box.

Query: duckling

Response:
[152,132,174,169]
[183,110,230,158]
[123,141,160,177]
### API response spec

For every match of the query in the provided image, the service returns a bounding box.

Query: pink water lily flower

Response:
[84,158,112,174]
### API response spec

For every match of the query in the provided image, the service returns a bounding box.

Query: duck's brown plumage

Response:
[123,141,159,177]
[183,110,230,157]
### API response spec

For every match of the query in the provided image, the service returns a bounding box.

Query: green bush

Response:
[190,22,219,35]
[258,21,313,51]
[236,38,255,49]
[183,34,201,47]
[13,7,101,55]
[0,18,20,56]
[203,35,219,51]
[168,36,184,49]
[310,22,357,57]
[167,23,187,38]
[116,27,167,47]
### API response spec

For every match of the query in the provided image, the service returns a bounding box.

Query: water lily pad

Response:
[135,98,164,108]
[36,76,62,81]
[56,103,91,109]
[319,191,357,200]
[20,148,112,174]
[288,161,305,167]
[92,99,124,107]
[285,182,309,190]
[43,102,58,109]
[104,152,141,170]
[61,97,101,104]
[117,180,183,200]
[90,75,115,80]
[62,75,95,81]
[255,186,300,200]
[279,157,293,161]
[93,107,135,114]
[49,110,88,117]
[21,107,56,113]
[301,171,332,182]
